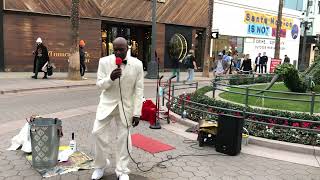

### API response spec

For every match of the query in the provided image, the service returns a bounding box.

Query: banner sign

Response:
[244,10,293,30]
[247,24,271,36]
[269,58,282,73]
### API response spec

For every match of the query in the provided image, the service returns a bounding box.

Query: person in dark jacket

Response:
[283,55,290,64]
[79,40,87,79]
[260,52,268,73]
[254,53,261,73]
[32,37,49,79]
[240,54,252,74]
[171,57,180,82]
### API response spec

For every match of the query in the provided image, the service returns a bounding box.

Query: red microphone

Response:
[116,57,123,68]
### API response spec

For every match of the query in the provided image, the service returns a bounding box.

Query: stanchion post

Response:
[245,87,249,108]
[172,84,175,98]
[180,93,186,118]
[162,87,165,106]
[310,92,315,115]
[213,78,217,98]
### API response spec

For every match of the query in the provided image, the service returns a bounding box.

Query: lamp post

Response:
[145,0,158,79]
[300,0,313,70]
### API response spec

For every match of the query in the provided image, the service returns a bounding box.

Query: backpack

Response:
[183,55,192,68]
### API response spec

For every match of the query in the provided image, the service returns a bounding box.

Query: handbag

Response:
[47,62,53,76]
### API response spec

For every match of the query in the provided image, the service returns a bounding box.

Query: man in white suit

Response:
[91,37,144,180]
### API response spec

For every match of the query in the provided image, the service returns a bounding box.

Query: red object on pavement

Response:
[140,100,157,125]
[131,133,175,154]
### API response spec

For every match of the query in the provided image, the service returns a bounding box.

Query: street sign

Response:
[211,31,219,39]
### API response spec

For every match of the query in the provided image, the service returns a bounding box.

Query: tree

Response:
[202,0,213,77]
[68,0,81,80]
[274,0,283,59]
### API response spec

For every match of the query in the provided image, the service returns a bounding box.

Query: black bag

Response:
[183,55,192,68]
[47,63,53,76]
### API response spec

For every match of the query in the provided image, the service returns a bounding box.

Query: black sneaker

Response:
[31,75,37,79]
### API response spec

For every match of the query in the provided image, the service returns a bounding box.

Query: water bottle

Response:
[69,132,77,152]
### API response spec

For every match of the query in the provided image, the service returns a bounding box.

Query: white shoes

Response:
[91,168,105,180]
[82,77,88,80]
[91,159,110,180]
[118,174,129,180]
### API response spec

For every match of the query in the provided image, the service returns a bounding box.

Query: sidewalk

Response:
[0,72,213,93]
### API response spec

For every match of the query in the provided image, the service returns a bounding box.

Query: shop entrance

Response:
[101,22,151,70]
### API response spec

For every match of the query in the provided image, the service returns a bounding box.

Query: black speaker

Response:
[215,114,244,156]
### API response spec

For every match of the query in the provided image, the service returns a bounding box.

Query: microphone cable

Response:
[118,78,226,173]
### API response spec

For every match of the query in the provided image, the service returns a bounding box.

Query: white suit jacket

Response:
[95,54,144,125]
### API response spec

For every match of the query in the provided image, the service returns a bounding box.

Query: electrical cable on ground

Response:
[119,79,226,173]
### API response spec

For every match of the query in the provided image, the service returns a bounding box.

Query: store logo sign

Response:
[147,0,166,3]
[247,24,270,36]
[291,24,299,39]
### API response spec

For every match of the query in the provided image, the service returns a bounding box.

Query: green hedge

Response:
[275,64,307,93]
[171,86,320,146]
[227,74,279,85]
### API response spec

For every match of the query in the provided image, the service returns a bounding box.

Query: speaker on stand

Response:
[215,114,244,156]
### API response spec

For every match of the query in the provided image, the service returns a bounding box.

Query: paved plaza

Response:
[0,72,319,180]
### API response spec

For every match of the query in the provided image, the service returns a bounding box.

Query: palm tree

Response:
[261,0,284,91]
[202,0,213,77]
[68,0,81,80]
[274,0,283,59]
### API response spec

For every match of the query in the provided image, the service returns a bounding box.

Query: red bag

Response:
[141,100,157,125]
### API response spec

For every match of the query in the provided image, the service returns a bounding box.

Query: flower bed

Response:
[170,86,320,146]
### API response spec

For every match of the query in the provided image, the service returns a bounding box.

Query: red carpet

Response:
[131,134,175,154]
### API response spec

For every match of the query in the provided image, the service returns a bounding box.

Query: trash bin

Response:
[30,118,62,169]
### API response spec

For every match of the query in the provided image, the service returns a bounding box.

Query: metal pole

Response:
[181,93,185,118]
[213,80,216,98]
[310,92,315,115]
[245,87,249,108]
[172,84,175,98]
[162,88,165,106]
[145,0,158,79]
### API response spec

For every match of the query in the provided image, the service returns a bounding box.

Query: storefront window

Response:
[215,35,244,55]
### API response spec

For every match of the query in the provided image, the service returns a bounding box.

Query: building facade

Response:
[299,0,320,68]
[0,0,209,72]
[212,0,302,72]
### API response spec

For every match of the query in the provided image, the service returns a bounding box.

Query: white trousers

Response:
[92,106,132,176]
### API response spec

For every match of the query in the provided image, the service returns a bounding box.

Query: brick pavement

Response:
[1,112,320,180]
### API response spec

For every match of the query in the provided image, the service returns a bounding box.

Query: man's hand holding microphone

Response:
[110,57,123,81]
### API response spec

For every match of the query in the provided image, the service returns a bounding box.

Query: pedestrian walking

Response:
[254,53,261,73]
[32,37,49,79]
[91,37,144,180]
[213,52,228,77]
[171,57,180,82]
[223,51,233,74]
[185,49,197,82]
[79,40,87,79]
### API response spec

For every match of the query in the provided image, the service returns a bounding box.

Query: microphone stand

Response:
[150,55,162,129]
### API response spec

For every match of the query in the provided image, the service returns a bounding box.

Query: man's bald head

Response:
[113,37,128,46]
[113,37,128,60]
